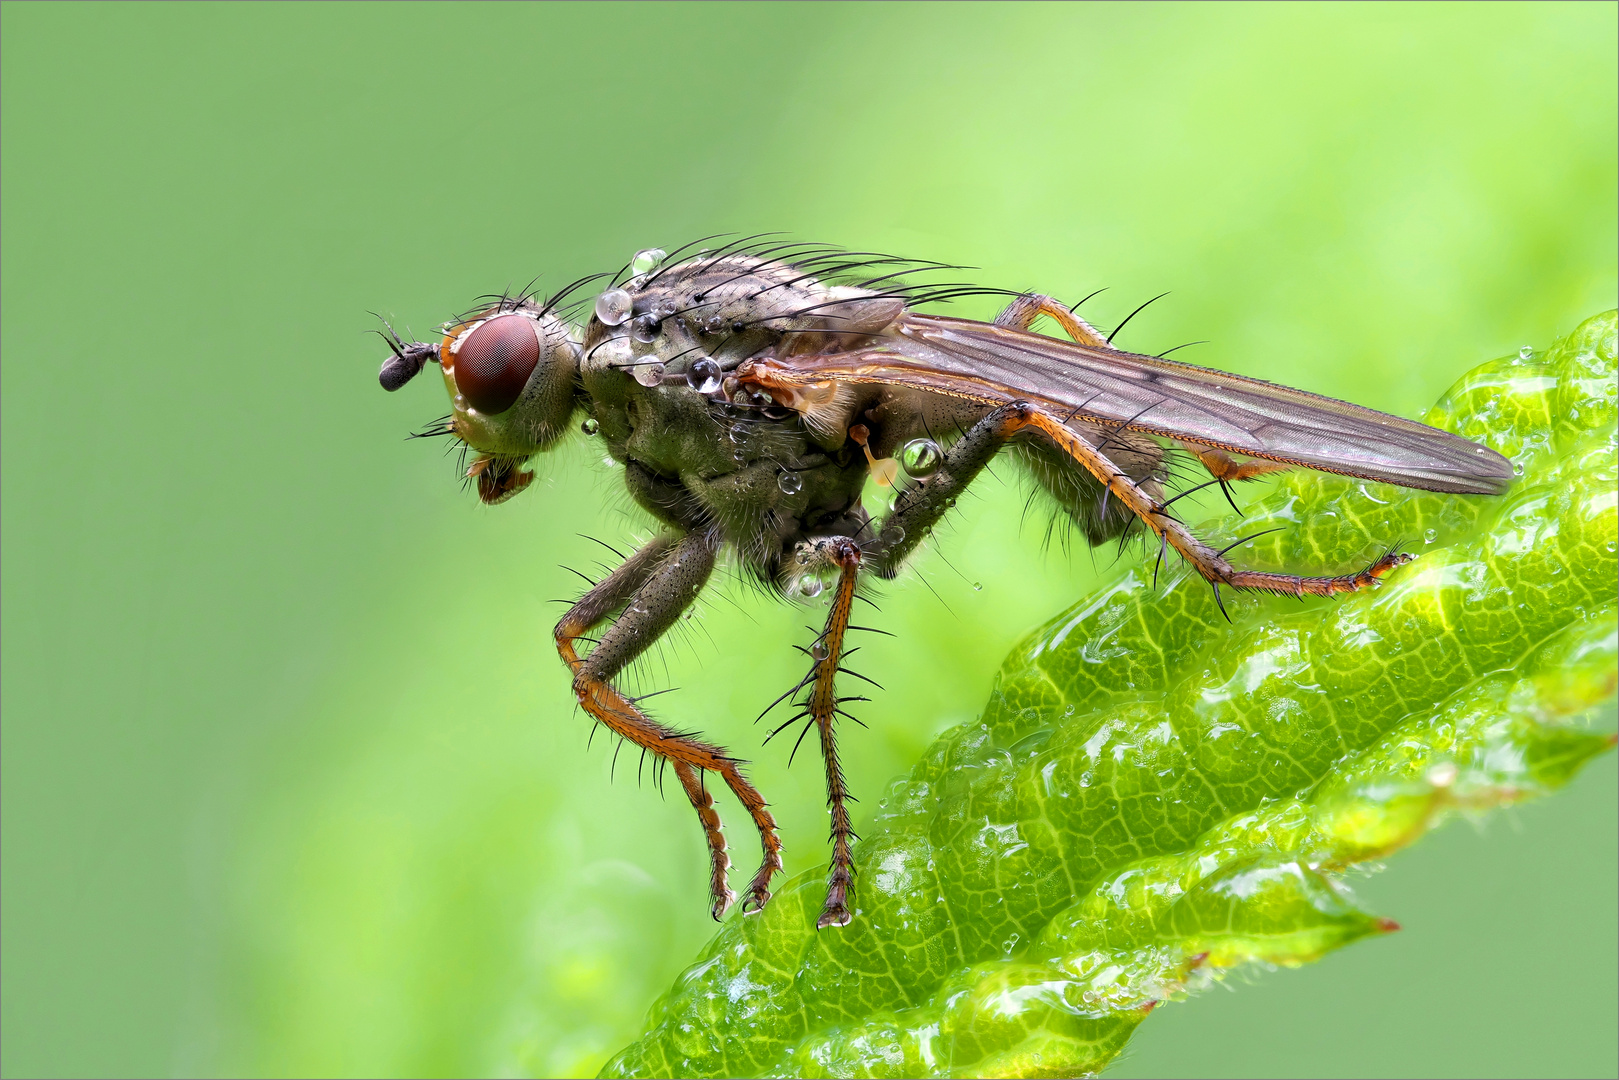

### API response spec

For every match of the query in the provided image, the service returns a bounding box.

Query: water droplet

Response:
[701,315,728,335]
[686,357,722,394]
[1518,346,1534,360]
[797,574,824,598]
[631,313,661,343]
[888,525,905,543]
[631,247,667,275]
[972,581,983,591]
[1512,460,1526,476]
[580,417,600,435]
[1607,540,1617,553]
[633,363,664,387]
[728,421,750,444]
[810,641,830,661]
[595,289,632,326]
[900,438,943,478]
[778,471,803,494]
[1423,528,1437,544]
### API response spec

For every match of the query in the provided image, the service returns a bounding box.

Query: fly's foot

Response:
[816,867,854,929]
[710,887,739,922]
[740,884,772,915]
[1215,543,1417,600]
[740,852,782,915]
[816,906,853,930]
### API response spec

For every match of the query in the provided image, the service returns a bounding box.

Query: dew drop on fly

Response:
[595,289,633,326]
[901,438,943,478]
[798,574,824,599]
[631,313,661,343]
[633,363,664,387]
[631,247,667,276]
[778,471,803,495]
[809,641,830,661]
[686,357,722,394]
[581,418,600,436]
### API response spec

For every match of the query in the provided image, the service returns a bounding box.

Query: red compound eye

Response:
[452,314,541,414]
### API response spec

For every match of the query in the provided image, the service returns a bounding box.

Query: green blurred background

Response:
[3,3,1615,1077]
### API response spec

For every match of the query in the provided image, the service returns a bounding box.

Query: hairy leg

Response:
[780,537,866,928]
[868,402,1409,599]
[555,531,784,917]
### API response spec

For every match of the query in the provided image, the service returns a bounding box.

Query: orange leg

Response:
[1007,405,1409,601]
[1197,447,1292,483]
[869,402,1410,604]
[555,531,783,918]
[995,293,1113,349]
[787,537,865,928]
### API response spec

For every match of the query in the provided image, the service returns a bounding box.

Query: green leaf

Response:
[603,311,1619,1080]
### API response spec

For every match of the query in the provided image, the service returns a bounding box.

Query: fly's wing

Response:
[744,313,1514,495]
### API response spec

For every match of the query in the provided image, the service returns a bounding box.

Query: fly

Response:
[375,239,1514,928]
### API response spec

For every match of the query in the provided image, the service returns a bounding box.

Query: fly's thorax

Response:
[586,253,905,387]
[438,304,581,458]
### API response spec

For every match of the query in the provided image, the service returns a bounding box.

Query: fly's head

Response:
[377,298,581,505]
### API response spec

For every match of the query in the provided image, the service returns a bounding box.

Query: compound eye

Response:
[453,314,541,414]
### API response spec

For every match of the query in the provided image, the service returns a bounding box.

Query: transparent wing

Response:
[747,313,1514,495]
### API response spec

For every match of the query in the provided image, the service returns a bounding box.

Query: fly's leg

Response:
[555,531,784,918]
[1196,447,1293,483]
[788,537,865,928]
[998,296,1299,500]
[995,293,1113,349]
[867,402,1410,598]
